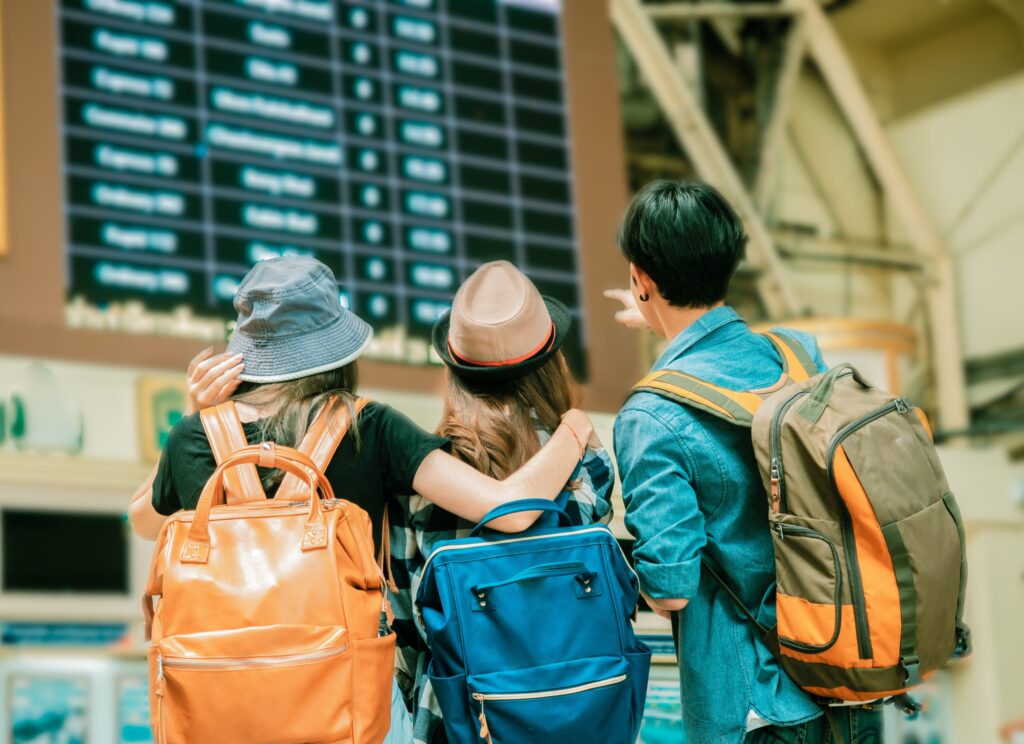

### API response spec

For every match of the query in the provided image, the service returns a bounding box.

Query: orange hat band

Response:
[448,321,557,368]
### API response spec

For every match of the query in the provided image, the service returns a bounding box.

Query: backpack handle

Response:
[470,499,571,537]
[471,561,595,597]
[797,364,872,424]
[180,443,334,564]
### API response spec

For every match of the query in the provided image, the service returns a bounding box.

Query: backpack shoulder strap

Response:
[276,397,371,500]
[632,370,762,427]
[199,401,266,504]
[762,331,819,383]
[276,397,397,592]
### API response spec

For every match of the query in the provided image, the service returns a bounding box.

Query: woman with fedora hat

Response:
[129,256,595,545]
[390,260,614,744]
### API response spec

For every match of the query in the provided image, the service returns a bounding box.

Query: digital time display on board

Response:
[59,0,584,371]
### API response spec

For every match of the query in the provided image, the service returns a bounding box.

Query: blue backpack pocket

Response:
[470,657,632,744]
[417,500,651,744]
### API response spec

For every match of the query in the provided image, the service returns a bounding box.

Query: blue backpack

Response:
[416,499,651,744]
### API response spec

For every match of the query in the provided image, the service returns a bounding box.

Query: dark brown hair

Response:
[437,351,580,480]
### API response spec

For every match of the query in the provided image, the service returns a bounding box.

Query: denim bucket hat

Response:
[227,256,373,383]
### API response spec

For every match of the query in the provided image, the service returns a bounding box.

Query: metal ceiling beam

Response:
[771,229,929,271]
[754,15,807,212]
[794,0,970,429]
[611,0,803,319]
[645,2,800,19]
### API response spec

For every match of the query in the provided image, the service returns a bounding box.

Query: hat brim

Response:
[228,311,374,383]
[431,296,572,382]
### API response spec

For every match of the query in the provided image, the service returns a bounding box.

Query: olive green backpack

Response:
[633,332,970,705]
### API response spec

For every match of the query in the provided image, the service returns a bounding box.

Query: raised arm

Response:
[412,409,594,532]
[129,464,166,540]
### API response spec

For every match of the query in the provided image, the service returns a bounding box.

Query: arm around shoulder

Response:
[412,409,594,532]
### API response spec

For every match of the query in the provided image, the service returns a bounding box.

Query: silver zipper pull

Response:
[895,398,909,414]
[776,524,785,541]
[156,655,165,697]
[769,458,782,512]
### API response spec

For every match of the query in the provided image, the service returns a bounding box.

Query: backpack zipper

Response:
[472,674,627,741]
[824,398,909,660]
[157,642,348,674]
[421,527,635,582]
[768,389,810,513]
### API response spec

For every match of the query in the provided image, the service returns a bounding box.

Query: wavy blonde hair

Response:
[230,363,360,489]
[437,351,581,480]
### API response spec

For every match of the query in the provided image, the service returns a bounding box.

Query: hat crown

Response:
[233,256,341,339]
[448,261,553,365]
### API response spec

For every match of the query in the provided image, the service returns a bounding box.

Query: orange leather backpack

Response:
[143,399,395,744]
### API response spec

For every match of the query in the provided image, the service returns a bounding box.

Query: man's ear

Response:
[630,263,654,300]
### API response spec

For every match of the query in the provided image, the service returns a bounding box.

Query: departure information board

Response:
[58,0,584,370]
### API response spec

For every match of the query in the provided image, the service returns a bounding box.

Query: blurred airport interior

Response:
[0,0,1023,742]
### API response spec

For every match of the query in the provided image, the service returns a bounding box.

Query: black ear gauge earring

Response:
[638,293,649,302]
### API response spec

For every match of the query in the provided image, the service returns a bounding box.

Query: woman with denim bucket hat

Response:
[388,261,614,744]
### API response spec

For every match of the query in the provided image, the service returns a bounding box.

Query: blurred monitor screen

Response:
[1,510,130,594]
[58,0,586,373]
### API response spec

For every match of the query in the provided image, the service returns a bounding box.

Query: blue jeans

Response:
[745,707,883,743]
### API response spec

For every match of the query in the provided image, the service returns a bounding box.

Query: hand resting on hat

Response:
[185,347,245,414]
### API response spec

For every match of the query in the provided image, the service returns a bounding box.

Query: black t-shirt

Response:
[152,401,449,549]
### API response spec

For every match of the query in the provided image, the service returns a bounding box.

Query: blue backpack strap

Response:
[470,499,571,536]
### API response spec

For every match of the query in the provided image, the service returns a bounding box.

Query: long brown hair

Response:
[231,363,360,488]
[437,351,581,480]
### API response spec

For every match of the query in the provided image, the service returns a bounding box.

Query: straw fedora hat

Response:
[432,261,572,381]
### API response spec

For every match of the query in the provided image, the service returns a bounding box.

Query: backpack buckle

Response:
[900,654,921,686]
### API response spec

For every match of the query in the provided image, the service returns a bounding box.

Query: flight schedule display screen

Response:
[59,0,584,370]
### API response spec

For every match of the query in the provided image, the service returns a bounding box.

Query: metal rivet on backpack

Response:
[479,600,487,607]
[584,587,592,593]
[477,592,485,598]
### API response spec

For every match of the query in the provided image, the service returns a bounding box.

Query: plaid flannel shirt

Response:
[387,431,615,744]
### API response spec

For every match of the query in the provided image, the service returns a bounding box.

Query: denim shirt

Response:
[613,307,825,743]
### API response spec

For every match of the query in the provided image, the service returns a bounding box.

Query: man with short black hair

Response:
[608,180,884,742]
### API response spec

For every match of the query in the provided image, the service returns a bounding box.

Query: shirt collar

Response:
[651,305,745,370]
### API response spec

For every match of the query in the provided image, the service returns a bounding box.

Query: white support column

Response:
[610,0,803,319]
[794,0,969,429]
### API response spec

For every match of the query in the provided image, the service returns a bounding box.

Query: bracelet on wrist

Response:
[559,419,586,460]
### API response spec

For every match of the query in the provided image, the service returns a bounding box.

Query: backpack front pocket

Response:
[771,515,844,654]
[468,657,633,744]
[154,624,352,744]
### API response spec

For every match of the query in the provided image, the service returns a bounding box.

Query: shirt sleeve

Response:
[151,413,217,515]
[571,446,615,524]
[613,407,706,600]
[375,404,451,496]
[152,444,179,517]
